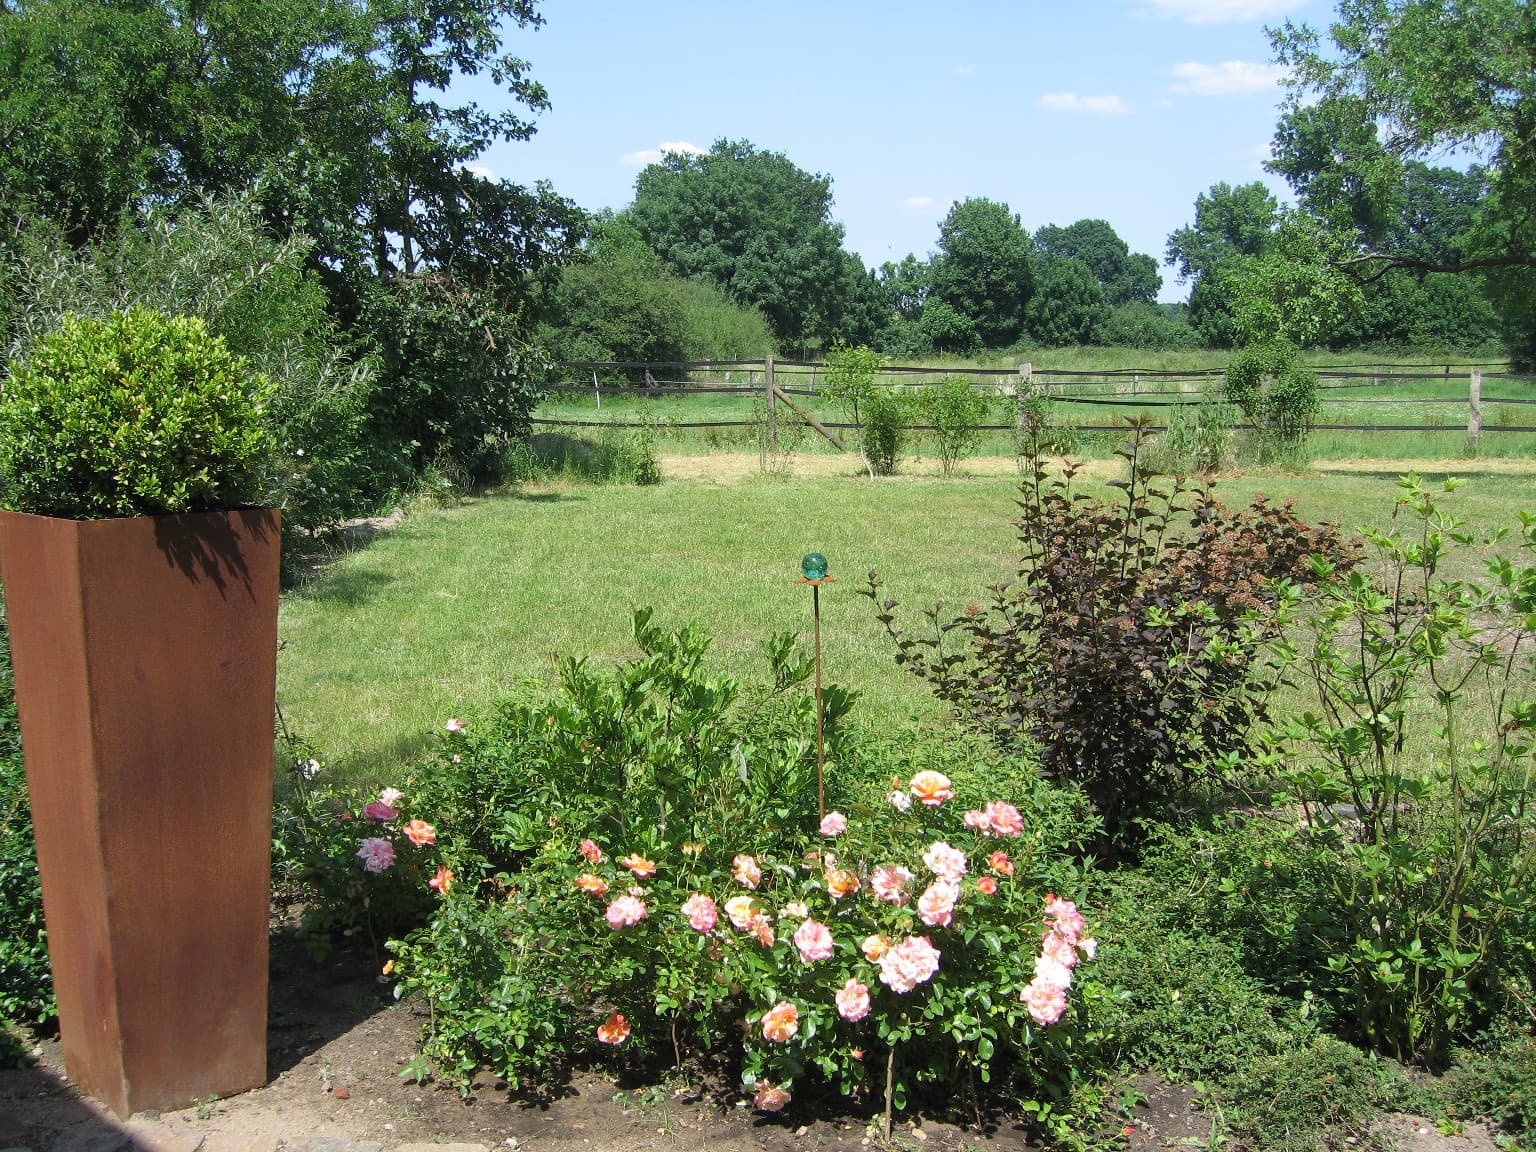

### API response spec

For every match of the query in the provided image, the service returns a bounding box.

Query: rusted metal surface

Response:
[0,509,280,1118]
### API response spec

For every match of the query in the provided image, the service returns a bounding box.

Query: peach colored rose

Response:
[724,895,759,930]
[1021,978,1068,1026]
[908,770,953,807]
[403,819,436,847]
[862,934,892,962]
[963,808,991,832]
[983,800,1024,836]
[825,869,861,900]
[428,866,453,893]
[620,854,656,878]
[752,916,776,948]
[596,1012,630,1045]
[761,1001,799,1043]
[732,854,762,889]
[574,873,609,896]
[976,875,998,896]
[579,838,603,863]
[877,935,941,994]
[988,850,1014,876]
[922,840,967,883]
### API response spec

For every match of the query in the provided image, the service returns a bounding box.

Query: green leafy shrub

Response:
[1146,392,1237,476]
[866,419,1358,842]
[862,388,909,476]
[1263,476,1536,1063]
[0,309,275,518]
[0,610,52,1041]
[1444,1030,1536,1143]
[919,376,988,477]
[1010,386,1078,459]
[505,423,662,486]
[1221,1034,1392,1152]
[1224,342,1319,462]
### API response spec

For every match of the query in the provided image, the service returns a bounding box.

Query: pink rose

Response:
[1043,894,1087,944]
[605,894,648,930]
[877,935,941,994]
[356,837,394,874]
[597,1012,630,1045]
[983,801,1024,836]
[792,918,834,963]
[918,880,959,928]
[886,789,912,812]
[378,787,404,807]
[1033,952,1073,989]
[835,978,871,1022]
[963,809,991,832]
[819,811,847,836]
[443,718,465,733]
[1022,977,1069,1025]
[363,800,397,823]
[922,841,967,883]
[1040,929,1078,970]
[870,864,914,905]
[681,893,718,933]
[579,838,603,864]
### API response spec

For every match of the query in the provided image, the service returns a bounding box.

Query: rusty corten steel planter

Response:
[0,508,279,1118]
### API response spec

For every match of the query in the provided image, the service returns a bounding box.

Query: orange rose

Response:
[574,873,609,896]
[596,1012,630,1045]
[908,770,953,807]
[760,1001,799,1043]
[403,819,436,846]
[825,869,861,900]
[862,934,892,962]
[620,854,656,878]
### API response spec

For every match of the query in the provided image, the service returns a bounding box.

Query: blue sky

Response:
[464,0,1325,302]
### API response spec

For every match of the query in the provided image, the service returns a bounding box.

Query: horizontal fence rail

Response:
[536,358,1536,443]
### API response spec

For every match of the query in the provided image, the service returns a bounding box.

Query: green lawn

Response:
[277,456,1536,783]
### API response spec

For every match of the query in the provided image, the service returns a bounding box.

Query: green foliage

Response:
[1221,1034,1391,1152]
[668,277,777,362]
[1224,213,1367,347]
[1010,387,1078,458]
[929,198,1034,349]
[863,389,910,477]
[1444,1030,1536,1143]
[0,610,52,1035]
[822,343,890,475]
[1224,341,1320,461]
[0,309,275,518]
[358,275,543,480]
[1262,477,1536,1064]
[1097,303,1203,352]
[1166,182,1280,349]
[503,426,661,487]
[1146,392,1237,477]
[627,140,856,349]
[1025,258,1110,347]
[866,421,1357,841]
[918,377,988,477]
[1,191,386,534]
[1034,219,1161,307]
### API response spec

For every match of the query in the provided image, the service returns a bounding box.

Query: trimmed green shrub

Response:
[1224,341,1319,462]
[863,388,909,476]
[0,309,275,518]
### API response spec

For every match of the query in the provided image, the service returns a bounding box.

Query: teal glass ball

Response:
[801,552,828,581]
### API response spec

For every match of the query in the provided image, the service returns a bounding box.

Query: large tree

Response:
[627,139,851,349]
[928,197,1034,349]
[1165,181,1280,347]
[1267,0,1536,357]
[1034,219,1160,306]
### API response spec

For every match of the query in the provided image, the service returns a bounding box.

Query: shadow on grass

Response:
[291,565,394,608]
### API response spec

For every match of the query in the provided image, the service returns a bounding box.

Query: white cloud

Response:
[619,140,706,167]
[901,195,937,211]
[1169,60,1288,96]
[1039,92,1131,115]
[955,64,976,75]
[460,162,497,181]
[1140,0,1308,23]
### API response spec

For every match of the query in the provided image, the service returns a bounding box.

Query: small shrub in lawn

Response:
[1224,341,1319,464]
[919,376,988,477]
[1010,386,1077,459]
[862,388,909,476]
[1146,392,1237,477]
[0,309,275,518]
[1260,476,1536,1064]
[865,418,1358,843]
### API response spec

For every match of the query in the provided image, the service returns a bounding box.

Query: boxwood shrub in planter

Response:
[0,308,282,1117]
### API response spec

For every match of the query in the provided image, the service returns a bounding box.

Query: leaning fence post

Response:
[592,369,601,410]
[1468,369,1482,451]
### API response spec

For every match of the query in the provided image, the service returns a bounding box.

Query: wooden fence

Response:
[536,357,1536,450]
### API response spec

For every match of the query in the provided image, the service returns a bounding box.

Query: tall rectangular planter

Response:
[0,508,280,1119]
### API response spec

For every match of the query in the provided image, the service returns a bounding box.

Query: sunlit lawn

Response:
[277,453,1536,783]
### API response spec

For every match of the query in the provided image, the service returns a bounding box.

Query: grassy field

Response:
[277,453,1536,782]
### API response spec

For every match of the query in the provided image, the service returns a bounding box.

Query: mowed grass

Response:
[277,453,1536,783]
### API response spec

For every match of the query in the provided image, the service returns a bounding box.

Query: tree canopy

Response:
[928,198,1034,349]
[1034,219,1160,306]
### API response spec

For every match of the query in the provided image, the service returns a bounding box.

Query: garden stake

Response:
[798,552,832,822]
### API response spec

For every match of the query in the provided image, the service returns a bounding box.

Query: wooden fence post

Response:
[592,369,601,410]
[1468,369,1482,451]
[765,355,777,455]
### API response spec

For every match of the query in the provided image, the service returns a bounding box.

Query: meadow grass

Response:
[277,453,1536,783]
